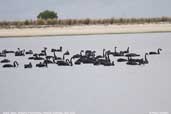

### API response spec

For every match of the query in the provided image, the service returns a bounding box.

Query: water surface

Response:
[0,33,171,114]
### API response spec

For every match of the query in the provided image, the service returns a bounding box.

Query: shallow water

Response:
[0,33,171,114]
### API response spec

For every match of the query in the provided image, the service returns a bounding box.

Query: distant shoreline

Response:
[0,23,171,38]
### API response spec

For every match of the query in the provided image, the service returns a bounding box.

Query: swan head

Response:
[44,47,47,50]
[59,46,62,51]
[13,61,19,67]
[158,48,162,51]
[64,50,70,55]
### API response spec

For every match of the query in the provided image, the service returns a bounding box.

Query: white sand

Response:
[0,23,171,37]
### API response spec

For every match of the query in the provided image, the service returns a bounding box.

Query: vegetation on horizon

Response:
[37,10,58,20]
[0,17,171,28]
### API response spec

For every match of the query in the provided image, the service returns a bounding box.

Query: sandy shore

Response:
[0,23,171,38]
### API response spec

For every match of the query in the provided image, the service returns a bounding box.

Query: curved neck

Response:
[80,51,83,56]
[70,58,73,66]
[106,53,110,61]
[14,62,16,67]
[114,47,117,53]
[145,54,148,62]
[63,54,65,60]
[157,49,160,54]
[103,49,105,57]
[14,62,18,67]
[59,47,62,51]
[53,52,56,57]
[127,47,129,53]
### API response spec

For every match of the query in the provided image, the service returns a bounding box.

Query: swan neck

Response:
[103,49,105,57]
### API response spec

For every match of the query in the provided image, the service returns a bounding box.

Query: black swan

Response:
[28,54,44,60]
[36,61,48,68]
[94,51,114,66]
[73,50,95,65]
[127,53,149,65]
[15,48,25,56]
[3,61,19,68]
[95,49,105,59]
[125,53,140,57]
[73,50,84,65]
[2,49,14,54]
[24,62,32,68]
[57,59,73,66]
[51,46,62,52]
[0,59,10,63]
[149,48,162,55]
[26,50,33,55]
[46,55,54,60]
[31,54,44,60]
[111,46,124,56]
[120,47,130,54]
[117,58,128,62]
[57,46,62,52]
[39,47,47,56]
[126,57,139,65]
[44,58,55,64]
[77,50,97,64]
[53,51,62,60]
[63,50,70,60]
[71,50,84,59]
[85,50,96,58]
[0,52,6,57]
[126,60,139,65]
[139,53,149,65]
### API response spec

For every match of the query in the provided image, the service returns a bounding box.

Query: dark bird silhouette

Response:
[111,46,124,56]
[0,59,10,63]
[24,62,32,68]
[53,51,62,60]
[26,50,33,55]
[3,61,19,68]
[127,53,149,65]
[139,53,149,65]
[31,54,44,60]
[125,53,140,57]
[126,60,139,65]
[15,48,25,56]
[57,59,73,66]
[36,61,48,68]
[2,49,14,54]
[39,47,47,56]
[0,52,6,57]
[94,51,114,66]
[44,58,55,64]
[120,47,130,54]
[51,46,62,52]
[46,55,54,60]
[117,58,128,62]
[74,50,96,64]
[63,50,70,60]
[149,48,162,55]
[71,50,84,59]
[95,49,106,60]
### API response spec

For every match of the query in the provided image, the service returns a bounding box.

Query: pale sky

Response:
[0,0,171,21]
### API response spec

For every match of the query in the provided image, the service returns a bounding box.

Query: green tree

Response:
[37,10,58,20]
